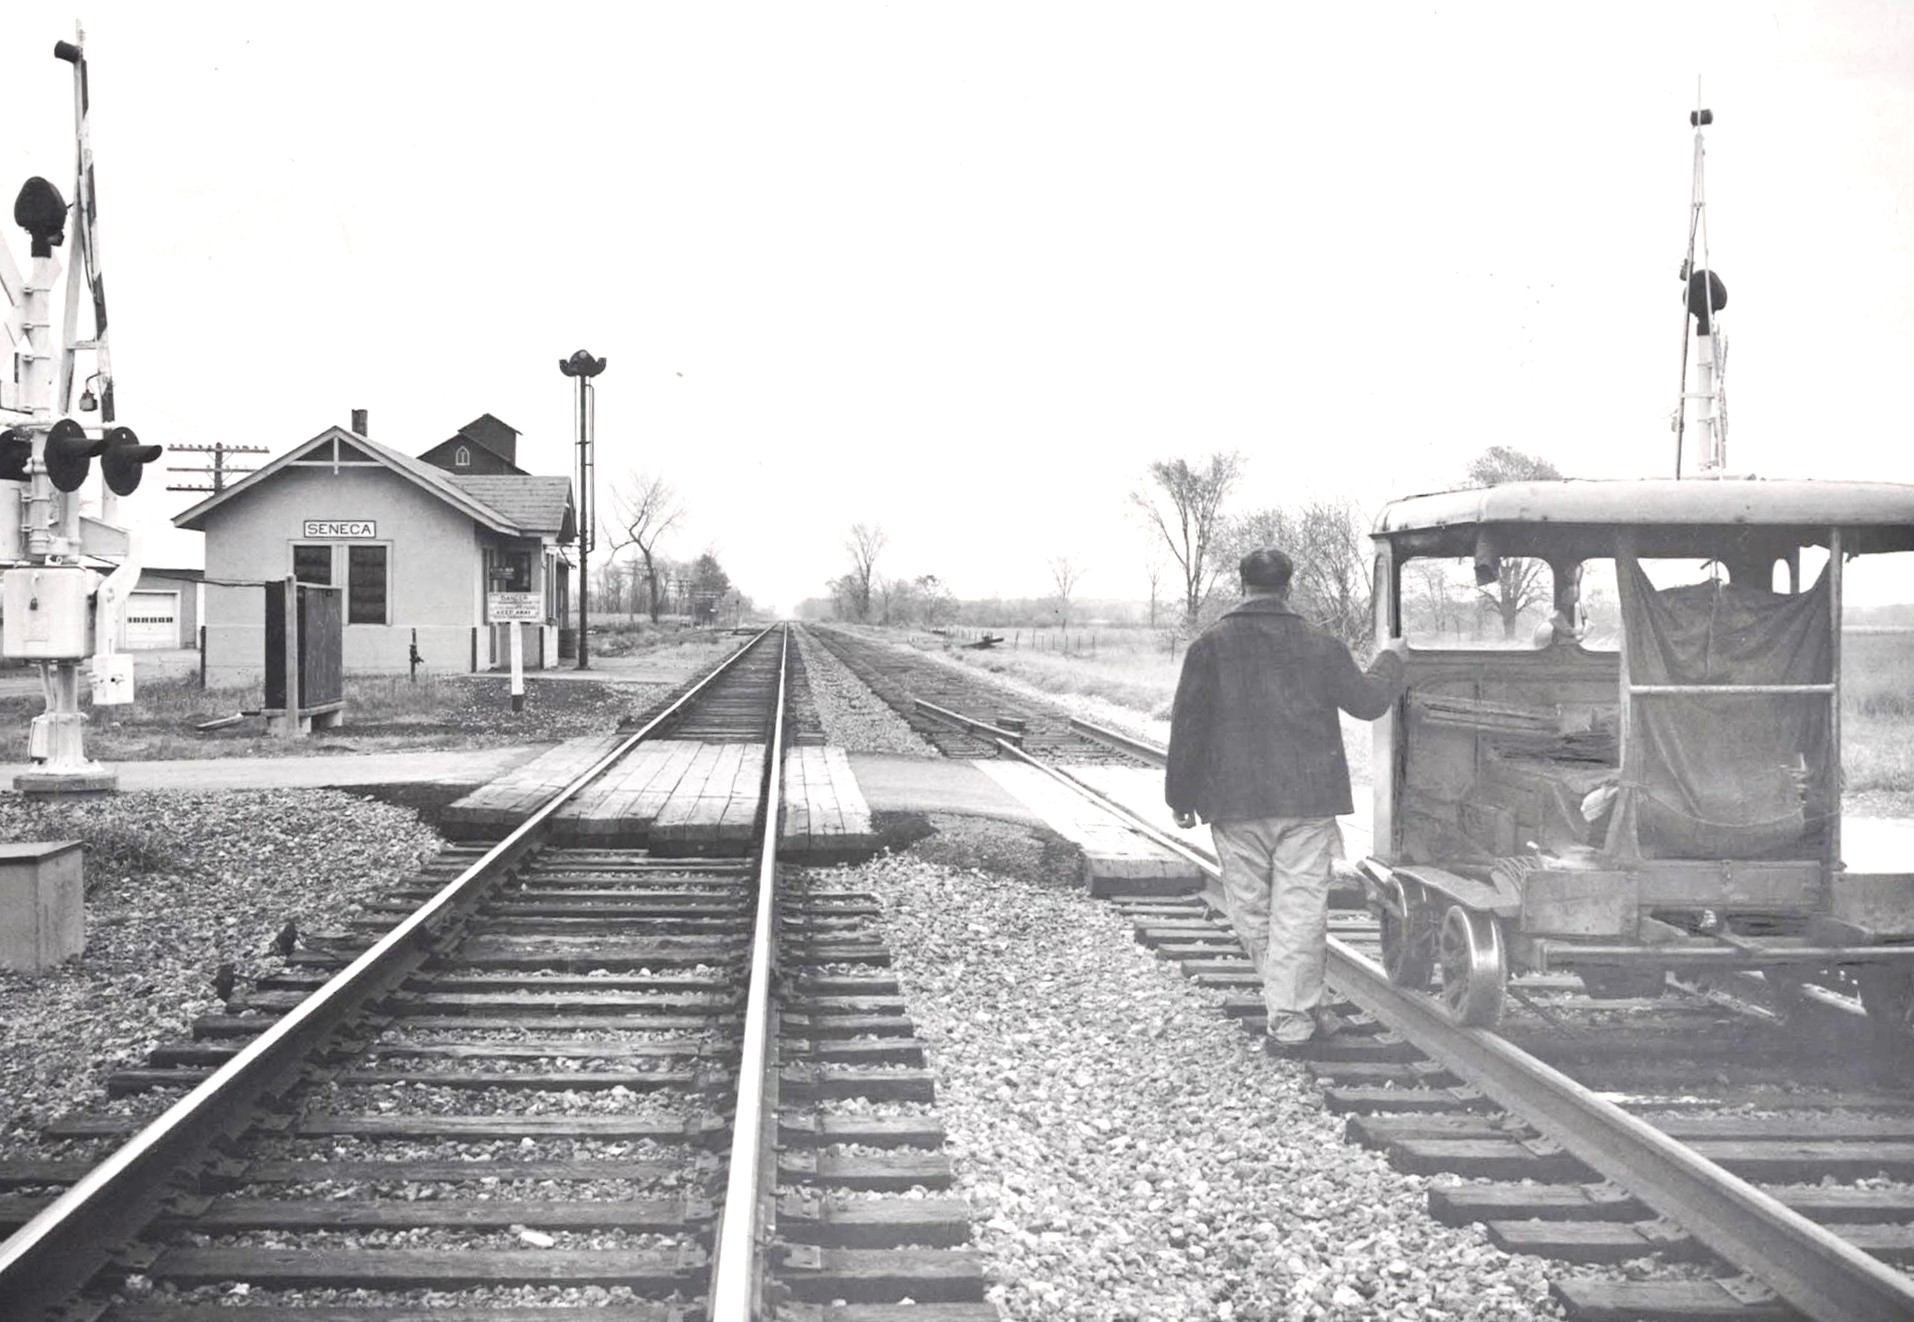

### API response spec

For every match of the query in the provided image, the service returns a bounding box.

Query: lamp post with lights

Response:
[558,350,605,670]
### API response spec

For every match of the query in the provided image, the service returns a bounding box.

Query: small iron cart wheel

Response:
[1437,904,1508,1028]
[1760,968,1810,1019]
[1857,963,1914,1037]
[1377,875,1435,990]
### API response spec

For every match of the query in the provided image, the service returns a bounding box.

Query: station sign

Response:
[487,591,544,622]
[303,519,376,538]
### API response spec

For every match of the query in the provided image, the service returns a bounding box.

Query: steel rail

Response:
[708,627,789,1320]
[914,697,1025,745]
[993,722,1914,1322]
[0,626,778,1320]
[1068,715,1167,765]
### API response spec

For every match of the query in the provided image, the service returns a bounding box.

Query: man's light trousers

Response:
[1210,816,1342,1043]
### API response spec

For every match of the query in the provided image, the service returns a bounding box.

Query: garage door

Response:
[124,591,180,649]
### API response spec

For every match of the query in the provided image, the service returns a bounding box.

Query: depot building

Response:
[175,412,576,683]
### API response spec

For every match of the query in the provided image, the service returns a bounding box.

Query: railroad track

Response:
[804,624,1149,764]
[0,626,991,1322]
[936,703,1914,1322]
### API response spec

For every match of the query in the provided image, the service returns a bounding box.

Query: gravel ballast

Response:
[839,825,1564,1321]
[793,624,939,755]
[0,789,440,1134]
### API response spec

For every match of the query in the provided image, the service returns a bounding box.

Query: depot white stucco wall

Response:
[199,464,482,683]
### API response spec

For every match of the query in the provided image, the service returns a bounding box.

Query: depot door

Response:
[123,591,180,649]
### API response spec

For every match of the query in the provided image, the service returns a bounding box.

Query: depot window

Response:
[347,544,389,625]
[292,543,332,585]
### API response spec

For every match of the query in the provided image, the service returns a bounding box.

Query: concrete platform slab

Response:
[0,745,551,794]
[843,752,1035,822]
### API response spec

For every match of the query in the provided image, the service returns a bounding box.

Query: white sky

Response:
[2,2,1911,613]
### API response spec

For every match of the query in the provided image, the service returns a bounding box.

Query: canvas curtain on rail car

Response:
[1606,558,1833,860]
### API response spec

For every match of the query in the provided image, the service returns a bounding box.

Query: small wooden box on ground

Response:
[0,841,83,973]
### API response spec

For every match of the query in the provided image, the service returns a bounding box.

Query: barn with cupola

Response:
[174,412,576,683]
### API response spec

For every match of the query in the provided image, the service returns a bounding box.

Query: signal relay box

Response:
[2,567,95,659]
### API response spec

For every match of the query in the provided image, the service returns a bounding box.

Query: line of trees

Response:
[1120,443,1565,648]
[800,444,1562,646]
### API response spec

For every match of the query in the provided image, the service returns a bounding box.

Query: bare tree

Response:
[1229,500,1373,650]
[603,473,685,623]
[1130,452,1244,628]
[1465,446,1563,638]
[1143,553,1166,629]
[1406,559,1467,639]
[917,574,958,628]
[1048,554,1085,626]
[845,523,887,622]
[875,575,920,626]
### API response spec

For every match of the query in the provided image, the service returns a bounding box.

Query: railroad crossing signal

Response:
[0,25,156,793]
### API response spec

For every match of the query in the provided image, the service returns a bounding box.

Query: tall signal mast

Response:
[1673,100,1730,477]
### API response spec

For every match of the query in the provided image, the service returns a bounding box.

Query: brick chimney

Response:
[350,408,368,435]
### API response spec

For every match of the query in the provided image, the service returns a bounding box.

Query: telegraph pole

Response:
[558,349,605,670]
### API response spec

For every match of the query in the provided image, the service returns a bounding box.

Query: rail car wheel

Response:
[1857,964,1914,1037]
[1376,876,1435,990]
[1436,905,1507,1028]
[1760,968,1810,1020]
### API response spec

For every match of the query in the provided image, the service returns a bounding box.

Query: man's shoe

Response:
[1313,1008,1348,1040]
[1263,1034,1322,1060]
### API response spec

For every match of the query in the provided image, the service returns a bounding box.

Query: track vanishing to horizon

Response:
[0,626,991,1322]
[806,625,1155,764]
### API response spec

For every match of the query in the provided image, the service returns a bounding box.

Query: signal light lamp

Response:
[44,418,106,493]
[100,426,162,496]
[0,429,30,482]
[12,177,67,257]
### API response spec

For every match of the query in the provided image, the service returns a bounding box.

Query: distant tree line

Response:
[804,444,1563,649]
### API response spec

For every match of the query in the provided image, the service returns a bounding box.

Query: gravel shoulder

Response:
[793,624,940,755]
[0,789,440,1136]
[839,817,1564,1322]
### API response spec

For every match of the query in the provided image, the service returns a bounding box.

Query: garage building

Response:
[125,568,203,650]
[175,413,576,684]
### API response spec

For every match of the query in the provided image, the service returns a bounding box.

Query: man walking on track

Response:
[1166,547,1408,1056]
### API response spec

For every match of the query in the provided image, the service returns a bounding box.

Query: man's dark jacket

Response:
[1166,597,1405,822]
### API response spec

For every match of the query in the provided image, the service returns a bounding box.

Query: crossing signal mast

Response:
[0,27,163,793]
[1673,100,1730,477]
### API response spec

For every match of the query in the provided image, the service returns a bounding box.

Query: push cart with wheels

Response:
[1360,478,1914,1032]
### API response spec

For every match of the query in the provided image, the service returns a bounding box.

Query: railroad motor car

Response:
[1357,477,1914,1032]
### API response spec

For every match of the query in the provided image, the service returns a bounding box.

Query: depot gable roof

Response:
[173,426,575,542]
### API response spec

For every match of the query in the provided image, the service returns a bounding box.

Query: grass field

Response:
[897,623,1914,816]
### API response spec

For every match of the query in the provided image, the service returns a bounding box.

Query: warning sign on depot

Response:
[302,520,376,538]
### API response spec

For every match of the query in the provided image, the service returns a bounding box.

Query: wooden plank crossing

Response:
[972,762,1201,895]
[649,742,766,854]
[440,734,624,833]
[440,737,767,852]
[558,739,706,842]
[781,745,880,861]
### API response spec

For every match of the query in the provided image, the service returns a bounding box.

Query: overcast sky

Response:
[2,2,1911,612]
